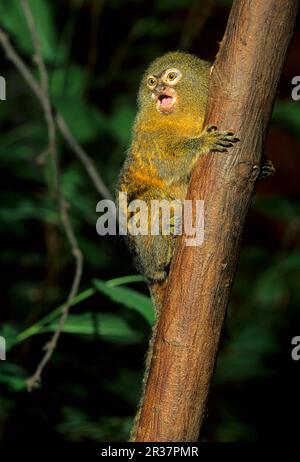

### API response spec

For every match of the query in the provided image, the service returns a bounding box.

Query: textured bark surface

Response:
[133,0,299,443]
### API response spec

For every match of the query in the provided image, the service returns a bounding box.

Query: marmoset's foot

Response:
[259,159,275,179]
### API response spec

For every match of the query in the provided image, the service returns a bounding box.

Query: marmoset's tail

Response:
[149,278,168,315]
[129,279,168,441]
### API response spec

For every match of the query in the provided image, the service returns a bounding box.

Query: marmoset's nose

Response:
[155,82,167,93]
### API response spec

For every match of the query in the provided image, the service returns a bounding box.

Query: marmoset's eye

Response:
[147,76,157,89]
[164,68,182,84]
[167,72,177,81]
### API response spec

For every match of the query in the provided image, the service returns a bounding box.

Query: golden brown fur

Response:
[118,51,237,296]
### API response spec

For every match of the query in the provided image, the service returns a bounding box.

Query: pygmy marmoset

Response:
[117,51,239,311]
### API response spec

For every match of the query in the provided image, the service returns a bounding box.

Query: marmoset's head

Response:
[138,51,211,118]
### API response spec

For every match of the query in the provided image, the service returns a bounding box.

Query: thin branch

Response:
[20,1,58,191]
[19,0,83,391]
[56,114,112,200]
[0,27,44,101]
[0,26,112,200]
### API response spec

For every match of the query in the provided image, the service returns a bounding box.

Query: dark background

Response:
[0,0,299,442]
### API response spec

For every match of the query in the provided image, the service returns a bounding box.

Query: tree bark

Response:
[133,0,299,442]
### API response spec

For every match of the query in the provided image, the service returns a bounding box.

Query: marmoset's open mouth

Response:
[155,89,177,113]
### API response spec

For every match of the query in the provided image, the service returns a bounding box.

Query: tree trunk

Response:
[132,0,299,442]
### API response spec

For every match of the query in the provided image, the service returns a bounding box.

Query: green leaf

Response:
[0,324,20,351]
[0,199,57,224]
[93,278,154,325]
[49,65,85,98]
[108,105,135,145]
[17,288,97,343]
[279,252,300,272]
[54,98,106,143]
[272,101,300,140]
[0,363,27,392]
[106,275,145,287]
[253,269,286,307]
[215,322,276,383]
[44,313,141,344]
[49,65,107,143]
[0,0,62,62]
[16,276,150,345]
